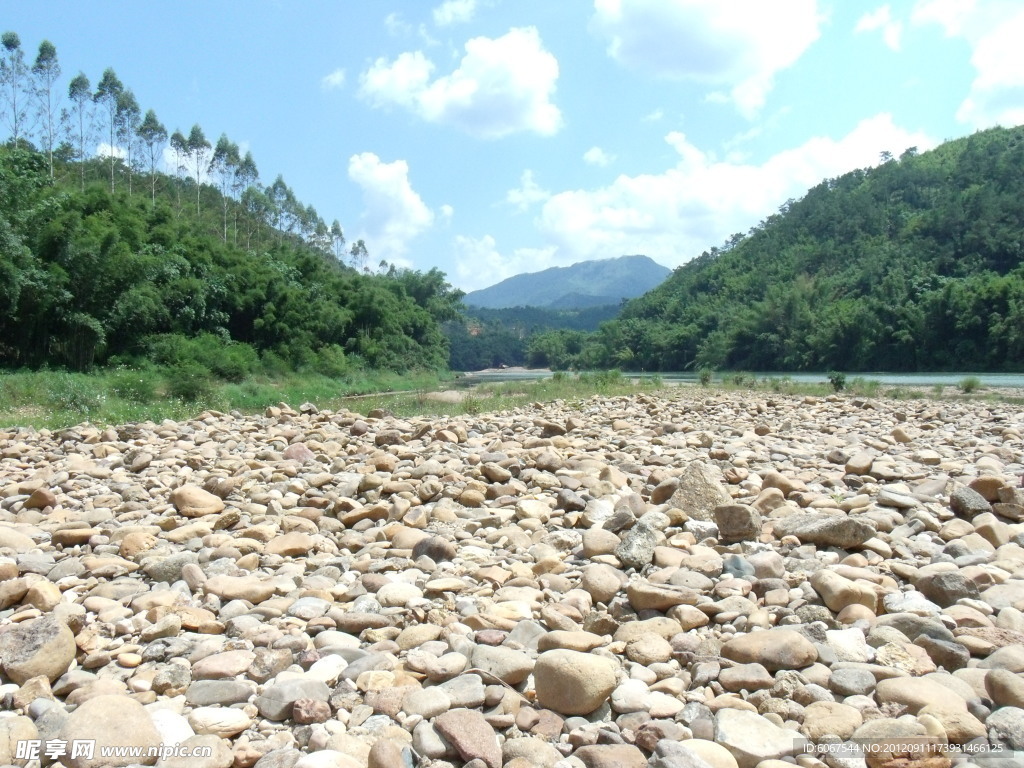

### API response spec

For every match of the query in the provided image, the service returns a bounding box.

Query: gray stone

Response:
[951,486,993,519]
[987,706,1024,751]
[185,679,257,706]
[669,462,731,522]
[714,504,762,543]
[773,514,875,549]
[255,678,330,720]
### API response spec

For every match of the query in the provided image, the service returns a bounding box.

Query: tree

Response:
[93,67,124,192]
[185,123,210,215]
[30,40,60,177]
[330,220,345,261]
[232,150,258,245]
[0,32,29,143]
[349,239,369,271]
[66,72,92,190]
[169,129,187,211]
[115,89,140,195]
[210,133,239,240]
[136,109,166,203]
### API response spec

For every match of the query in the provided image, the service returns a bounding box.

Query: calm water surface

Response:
[464,370,1024,388]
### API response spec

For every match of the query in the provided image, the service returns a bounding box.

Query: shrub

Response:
[165,362,214,402]
[827,371,847,392]
[47,373,103,415]
[959,376,982,394]
[698,367,714,386]
[146,333,257,382]
[109,370,157,403]
[313,345,349,378]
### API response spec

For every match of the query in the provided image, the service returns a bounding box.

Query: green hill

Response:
[530,125,1024,372]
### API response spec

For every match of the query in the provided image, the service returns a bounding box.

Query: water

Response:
[463,370,1024,388]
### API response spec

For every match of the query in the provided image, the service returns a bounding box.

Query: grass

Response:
[1,365,1018,431]
[0,367,656,430]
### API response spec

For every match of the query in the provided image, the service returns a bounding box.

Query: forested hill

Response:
[0,32,462,376]
[465,255,669,309]
[530,125,1024,372]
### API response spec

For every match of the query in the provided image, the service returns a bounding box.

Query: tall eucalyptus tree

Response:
[31,40,60,177]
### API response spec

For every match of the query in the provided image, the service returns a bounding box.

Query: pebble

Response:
[0,389,1019,766]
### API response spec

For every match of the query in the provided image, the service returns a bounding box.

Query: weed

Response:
[959,376,982,394]
[827,371,847,392]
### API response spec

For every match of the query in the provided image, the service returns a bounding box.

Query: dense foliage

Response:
[446,304,620,370]
[0,32,463,377]
[534,126,1024,372]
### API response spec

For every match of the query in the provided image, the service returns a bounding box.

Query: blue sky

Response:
[7,1,1024,290]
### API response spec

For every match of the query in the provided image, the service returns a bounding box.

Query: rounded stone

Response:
[0,615,77,684]
[720,629,818,671]
[60,694,162,768]
[534,649,617,715]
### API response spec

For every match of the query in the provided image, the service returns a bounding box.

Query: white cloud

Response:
[911,0,977,36]
[453,235,557,291]
[96,143,126,160]
[534,114,934,267]
[591,0,822,117]
[912,1,1024,127]
[347,152,434,263]
[912,1,1024,128]
[855,5,903,50]
[642,108,664,122]
[433,0,476,26]
[385,12,413,37]
[321,68,346,90]
[583,146,616,166]
[359,27,562,138]
[505,169,550,211]
[440,204,454,223]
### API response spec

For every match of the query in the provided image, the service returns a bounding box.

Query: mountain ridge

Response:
[465,255,669,309]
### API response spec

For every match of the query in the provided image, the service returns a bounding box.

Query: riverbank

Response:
[0,388,1022,765]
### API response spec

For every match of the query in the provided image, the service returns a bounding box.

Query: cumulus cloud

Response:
[912,1,1024,128]
[505,170,550,211]
[855,5,903,50]
[591,0,822,117]
[453,235,557,291]
[433,0,476,26]
[534,114,935,267]
[347,152,434,263]
[96,143,126,160]
[911,0,977,36]
[321,68,346,90]
[359,27,562,138]
[583,146,616,166]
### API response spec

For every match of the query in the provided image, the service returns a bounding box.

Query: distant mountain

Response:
[465,255,670,309]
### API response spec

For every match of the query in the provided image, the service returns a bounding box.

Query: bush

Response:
[698,367,714,386]
[147,333,258,382]
[959,376,982,394]
[47,373,103,415]
[313,345,349,378]
[827,371,847,392]
[165,362,214,402]
[109,370,158,403]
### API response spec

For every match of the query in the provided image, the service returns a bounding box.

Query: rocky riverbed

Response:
[0,390,1023,768]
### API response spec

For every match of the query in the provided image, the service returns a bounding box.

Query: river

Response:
[463,369,1024,388]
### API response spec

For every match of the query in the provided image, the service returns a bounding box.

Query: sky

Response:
[6,1,1024,291]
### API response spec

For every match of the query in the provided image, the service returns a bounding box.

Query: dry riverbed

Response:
[0,389,1023,768]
